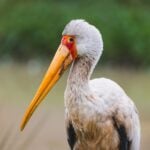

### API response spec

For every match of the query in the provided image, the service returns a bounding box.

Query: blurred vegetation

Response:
[0,0,149,66]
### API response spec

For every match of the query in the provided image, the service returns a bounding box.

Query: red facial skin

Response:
[61,35,77,59]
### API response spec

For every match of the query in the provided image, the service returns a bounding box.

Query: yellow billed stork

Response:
[20,19,140,150]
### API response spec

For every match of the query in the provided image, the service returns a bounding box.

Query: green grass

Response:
[0,62,150,149]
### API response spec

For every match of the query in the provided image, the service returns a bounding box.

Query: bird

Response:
[20,19,140,150]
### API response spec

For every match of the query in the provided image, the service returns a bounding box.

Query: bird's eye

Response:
[69,37,74,42]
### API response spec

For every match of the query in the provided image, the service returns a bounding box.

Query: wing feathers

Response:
[112,117,131,150]
[67,121,77,150]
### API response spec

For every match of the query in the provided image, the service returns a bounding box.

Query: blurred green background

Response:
[0,0,150,66]
[0,0,150,150]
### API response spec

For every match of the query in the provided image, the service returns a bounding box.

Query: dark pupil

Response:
[69,38,74,42]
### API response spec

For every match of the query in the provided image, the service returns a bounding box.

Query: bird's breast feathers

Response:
[65,78,140,150]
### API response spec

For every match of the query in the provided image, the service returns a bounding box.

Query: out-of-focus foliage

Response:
[0,0,149,66]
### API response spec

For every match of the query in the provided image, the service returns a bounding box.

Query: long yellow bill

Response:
[20,44,73,131]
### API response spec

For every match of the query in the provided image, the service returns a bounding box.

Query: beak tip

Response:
[20,120,26,131]
[20,126,24,131]
[20,126,24,132]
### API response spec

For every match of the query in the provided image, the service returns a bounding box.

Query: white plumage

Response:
[63,20,140,150]
[20,19,140,150]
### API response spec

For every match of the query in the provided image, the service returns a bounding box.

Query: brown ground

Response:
[0,103,149,150]
[0,63,149,150]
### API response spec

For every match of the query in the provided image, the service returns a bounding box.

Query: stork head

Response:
[20,19,103,131]
[62,19,103,59]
